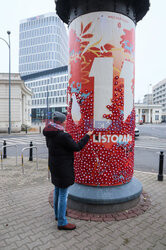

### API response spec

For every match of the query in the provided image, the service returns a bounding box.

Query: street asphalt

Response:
[0,156,166,250]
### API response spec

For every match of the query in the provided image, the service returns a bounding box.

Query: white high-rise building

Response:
[153,79,166,122]
[143,94,153,105]
[19,13,68,76]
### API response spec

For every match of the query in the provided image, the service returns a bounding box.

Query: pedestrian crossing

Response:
[0,135,46,146]
[0,135,165,150]
[135,136,166,151]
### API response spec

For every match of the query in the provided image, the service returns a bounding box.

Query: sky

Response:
[0,0,165,102]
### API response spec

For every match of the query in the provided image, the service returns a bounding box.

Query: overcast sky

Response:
[0,0,165,102]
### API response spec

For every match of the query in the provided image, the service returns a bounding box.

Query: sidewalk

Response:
[0,158,166,250]
[0,130,41,137]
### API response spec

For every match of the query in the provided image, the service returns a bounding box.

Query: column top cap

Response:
[55,0,150,24]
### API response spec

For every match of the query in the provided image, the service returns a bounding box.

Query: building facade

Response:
[153,79,166,122]
[135,103,162,124]
[19,12,68,76]
[0,73,32,133]
[21,66,68,123]
[143,94,153,105]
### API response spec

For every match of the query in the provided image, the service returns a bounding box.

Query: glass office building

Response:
[19,13,69,121]
[21,66,68,122]
[19,13,68,76]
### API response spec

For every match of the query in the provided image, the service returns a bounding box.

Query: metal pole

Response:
[47,82,49,123]
[22,146,38,174]
[3,140,7,158]
[0,32,11,134]
[1,151,3,170]
[158,151,164,181]
[29,141,33,161]
[36,148,38,171]
[7,31,11,134]
[48,155,50,180]
[1,144,17,169]
[21,153,24,174]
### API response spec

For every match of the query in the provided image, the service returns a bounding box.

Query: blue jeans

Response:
[53,186,68,226]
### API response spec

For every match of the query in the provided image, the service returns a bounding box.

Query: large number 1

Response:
[89,57,134,128]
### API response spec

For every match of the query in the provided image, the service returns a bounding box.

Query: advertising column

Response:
[66,12,135,187]
[55,0,150,212]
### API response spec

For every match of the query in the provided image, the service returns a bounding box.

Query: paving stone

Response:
[36,240,58,250]
[137,240,156,250]
[159,237,166,246]
[62,237,80,248]
[152,242,166,250]
[2,242,18,250]
[17,244,29,250]
[15,237,32,248]
[25,239,43,249]
[0,158,166,250]
[0,240,6,248]
[5,235,21,245]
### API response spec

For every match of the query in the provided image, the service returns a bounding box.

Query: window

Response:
[155,115,159,121]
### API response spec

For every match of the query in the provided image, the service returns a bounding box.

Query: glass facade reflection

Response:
[19,13,68,76]
[21,66,68,123]
[19,13,69,123]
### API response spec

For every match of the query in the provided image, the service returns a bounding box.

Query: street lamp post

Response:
[7,31,11,134]
[47,80,49,122]
[0,31,11,134]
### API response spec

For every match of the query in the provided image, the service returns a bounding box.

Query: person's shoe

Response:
[58,223,76,230]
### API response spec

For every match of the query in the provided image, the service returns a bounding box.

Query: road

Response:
[0,133,48,159]
[134,124,166,174]
[0,124,166,174]
[137,123,166,139]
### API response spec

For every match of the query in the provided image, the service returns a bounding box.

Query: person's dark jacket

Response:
[43,123,90,188]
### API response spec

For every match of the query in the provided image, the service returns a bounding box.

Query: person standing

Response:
[43,111,93,230]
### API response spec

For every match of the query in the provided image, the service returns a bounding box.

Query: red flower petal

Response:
[83,22,92,34]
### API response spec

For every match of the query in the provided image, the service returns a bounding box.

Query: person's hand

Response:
[87,130,93,136]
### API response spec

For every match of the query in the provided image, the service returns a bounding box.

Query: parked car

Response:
[135,127,140,137]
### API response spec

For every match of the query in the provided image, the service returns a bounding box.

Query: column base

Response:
[68,177,142,213]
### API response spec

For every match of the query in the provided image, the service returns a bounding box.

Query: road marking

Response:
[135,137,166,150]
[135,145,166,150]
[0,136,46,146]
[134,170,162,175]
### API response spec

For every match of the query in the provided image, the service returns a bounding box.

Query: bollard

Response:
[29,141,33,161]
[1,151,3,170]
[158,151,164,181]
[39,126,41,133]
[26,126,28,134]
[3,140,7,159]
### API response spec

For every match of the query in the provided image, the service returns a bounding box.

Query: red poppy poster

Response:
[66,12,135,186]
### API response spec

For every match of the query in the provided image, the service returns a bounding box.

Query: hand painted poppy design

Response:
[66,12,135,186]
